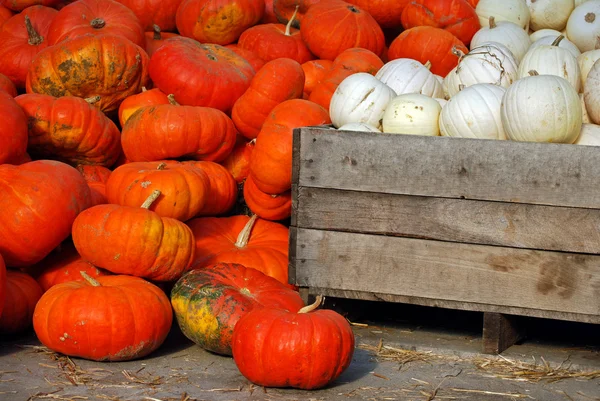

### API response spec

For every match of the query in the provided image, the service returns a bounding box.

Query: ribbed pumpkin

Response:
[33,273,172,361]
[184,161,238,216]
[0,3,13,19]
[250,99,330,195]
[118,87,170,128]
[0,270,43,334]
[72,190,195,281]
[176,0,264,45]
[346,0,411,28]
[0,72,17,96]
[121,96,237,163]
[219,135,255,183]
[46,0,145,47]
[400,0,480,46]
[237,7,314,64]
[170,262,305,355]
[223,44,266,73]
[26,33,150,113]
[105,161,211,222]
[272,0,321,27]
[300,0,385,60]
[187,215,291,287]
[77,164,112,206]
[232,58,305,140]
[388,26,468,77]
[149,38,255,112]
[144,24,180,57]
[243,174,292,221]
[0,160,92,267]
[0,90,28,165]
[115,0,184,31]
[301,59,333,96]
[16,93,122,167]
[1,0,62,11]
[0,5,57,89]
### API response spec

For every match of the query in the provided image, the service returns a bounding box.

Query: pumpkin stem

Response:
[285,5,299,36]
[551,35,565,47]
[157,162,167,170]
[424,60,432,70]
[451,46,465,59]
[84,95,101,104]
[25,15,44,45]
[90,18,106,29]
[298,295,324,313]
[153,24,162,40]
[80,271,101,287]
[235,214,259,248]
[458,84,466,91]
[141,189,161,209]
[488,16,496,29]
[167,94,179,105]
[528,70,540,76]
[141,86,147,92]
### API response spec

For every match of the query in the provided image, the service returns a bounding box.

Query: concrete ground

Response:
[0,299,598,401]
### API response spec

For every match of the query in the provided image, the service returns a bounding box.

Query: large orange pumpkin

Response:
[144,24,180,57]
[0,90,28,165]
[117,86,170,128]
[0,270,43,334]
[219,135,255,183]
[301,59,333,96]
[243,174,292,221]
[1,0,62,11]
[185,161,238,217]
[387,26,468,77]
[114,0,184,31]
[0,72,17,96]
[345,0,410,28]
[272,0,321,27]
[77,165,112,206]
[224,44,266,73]
[400,0,480,46]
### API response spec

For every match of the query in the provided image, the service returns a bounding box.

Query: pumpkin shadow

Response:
[0,328,41,357]
[323,347,378,389]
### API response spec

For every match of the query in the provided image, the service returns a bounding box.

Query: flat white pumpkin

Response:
[476,0,531,29]
[574,123,600,145]
[517,36,581,92]
[382,94,442,136]
[528,34,582,57]
[470,17,531,62]
[566,0,600,52]
[583,58,600,124]
[580,93,591,123]
[578,49,600,88]
[439,83,507,140]
[444,42,519,98]
[526,0,574,31]
[329,73,397,130]
[375,59,443,98]
[434,98,448,108]
[501,72,582,143]
[337,122,381,132]
[529,28,563,42]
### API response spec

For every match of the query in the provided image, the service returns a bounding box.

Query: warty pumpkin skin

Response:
[0,5,57,89]
[77,164,112,206]
[114,0,184,32]
[232,296,355,390]
[33,274,173,361]
[72,191,196,281]
[121,100,237,163]
[170,262,305,355]
[184,160,238,216]
[0,90,28,165]
[46,0,145,47]
[243,173,292,221]
[26,33,150,113]
[0,160,92,267]
[232,58,305,140]
[105,161,211,222]
[0,270,43,334]
[15,93,122,167]
[176,0,264,45]
[149,38,255,113]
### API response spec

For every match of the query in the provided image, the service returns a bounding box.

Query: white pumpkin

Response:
[501,72,582,143]
[517,36,581,92]
[329,73,396,129]
[575,0,591,5]
[470,16,531,62]
[434,98,448,108]
[566,0,600,52]
[529,28,563,42]
[439,84,507,140]
[574,123,600,145]
[578,49,600,87]
[580,93,591,123]
[381,94,442,136]
[444,42,519,98]
[583,58,600,124]
[476,0,531,29]
[375,59,443,98]
[526,0,574,31]
[337,122,381,132]
[528,34,582,57]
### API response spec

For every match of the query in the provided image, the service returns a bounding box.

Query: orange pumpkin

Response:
[144,24,180,57]
[301,59,333,96]
[77,164,112,206]
[387,26,468,77]
[185,160,238,216]
[232,58,305,140]
[345,0,411,28]
[0,72,17,96]
[243,174,292,221]
[0,4,13,25]
[117,87,170,128]
[401,0,480,46]
[300,0,385,60]
[0,270,43,334]
[272,0,321,27]
[114,0,184,31]
[224,44,266,73]
[220,135,255,183]
[0,90,28,165]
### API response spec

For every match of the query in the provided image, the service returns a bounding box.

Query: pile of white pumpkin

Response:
[329,0,600,146]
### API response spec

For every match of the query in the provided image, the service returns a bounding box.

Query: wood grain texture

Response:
[295,128,600,209]
[293,228,600,319]
[294,187,600,254]
[483,313,525,354]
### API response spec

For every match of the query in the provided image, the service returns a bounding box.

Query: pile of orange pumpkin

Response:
[4,0,593,391]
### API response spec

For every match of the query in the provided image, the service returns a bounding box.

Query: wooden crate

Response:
[289,126,600,354]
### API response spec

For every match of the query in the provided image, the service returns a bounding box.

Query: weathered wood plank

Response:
[295,127,600,209]
[292,228,600,318]
[482,313,526,354]
[298,287,600,324]
[288,226,298,285]
[294,187,600,254]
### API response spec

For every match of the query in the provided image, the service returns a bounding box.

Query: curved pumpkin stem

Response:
[451,46,465,59]
[285,5,300,36]
[90,18,106,29]
[153,24,162,40]
[488,16,496,29]
[85,95,101,104]
[141,189,161,209]
[80,271,101,287]
[299,295,324,313]
[235,214,259,248]
[167,94,179,106]
[141,86,148,92]
[25,15,44,46]
[551,35,565,47]
[424,60,432,70]
[157,162,167,170]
